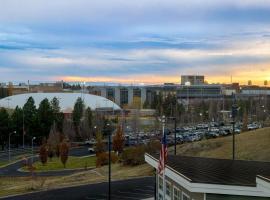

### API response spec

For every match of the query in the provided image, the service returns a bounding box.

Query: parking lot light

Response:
[8,131,16,162]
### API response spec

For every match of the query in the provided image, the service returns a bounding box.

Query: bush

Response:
[121,139,161,166]
[121,146,146,166]
[96,152,118,167]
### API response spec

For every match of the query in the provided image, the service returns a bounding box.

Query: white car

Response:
[88,147,95,153]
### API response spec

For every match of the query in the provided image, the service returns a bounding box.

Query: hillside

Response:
[172,127,270,162]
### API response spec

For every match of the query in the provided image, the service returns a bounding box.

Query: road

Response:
[0,146,93,177]
[1,177,155,200]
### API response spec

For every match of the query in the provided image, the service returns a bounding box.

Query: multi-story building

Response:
[177,84,223,100]
[181,75,205,85]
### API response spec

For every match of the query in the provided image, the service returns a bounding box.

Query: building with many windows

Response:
[145,154,270,200]
[181,75,205,85]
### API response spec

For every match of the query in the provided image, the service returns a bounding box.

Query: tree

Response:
[10,106,23,146]
[51,97,64,132]
[0,108,9,150]
[39,143,48,165]
[95,132,105,155]
[112,126,125,154]
[242,110,248,132]
[85,107,93,138]
[23,97,37,138]
[60,140,69,168]
[72,97,85,140]
[37,98,54,138]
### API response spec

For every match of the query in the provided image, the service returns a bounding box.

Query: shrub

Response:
[121,145,145,166]
[96,152,118,167]
[121,140,161,166]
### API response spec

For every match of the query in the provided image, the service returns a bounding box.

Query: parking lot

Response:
[119,121,263,147]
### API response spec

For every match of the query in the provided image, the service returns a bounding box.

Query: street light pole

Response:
[8,131,16,162]
[231,94,238,160]
[107,123,112,200]
[161,116,166,200]
[31,137,36,164]
[22,109,25,149]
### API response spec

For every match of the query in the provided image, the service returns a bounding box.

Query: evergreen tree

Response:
[10,106,23,146]
[37,98,54,138]
[23,97,37,139]
[50,97,64,132]
[72,97,85,140]
[0,108,10,150]
[84,107,93,139]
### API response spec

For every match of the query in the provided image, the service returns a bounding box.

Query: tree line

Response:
[144,93,270,124]
[0,96,97,150]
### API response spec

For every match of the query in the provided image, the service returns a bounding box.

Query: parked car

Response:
[88,147,95,153]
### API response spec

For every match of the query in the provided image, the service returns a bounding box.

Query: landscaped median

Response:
[20,156,96,172]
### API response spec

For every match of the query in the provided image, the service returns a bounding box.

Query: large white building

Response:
[0,93,121,113]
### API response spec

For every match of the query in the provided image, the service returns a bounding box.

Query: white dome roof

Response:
[0,93,121,112]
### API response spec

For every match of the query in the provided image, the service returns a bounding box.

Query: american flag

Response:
[158,132,168,175]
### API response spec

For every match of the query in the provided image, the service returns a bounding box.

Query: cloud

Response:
[0,0,270,84]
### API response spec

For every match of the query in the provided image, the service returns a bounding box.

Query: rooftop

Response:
[148,154,270,187]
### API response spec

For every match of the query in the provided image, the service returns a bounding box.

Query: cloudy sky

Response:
[0,0,270,85]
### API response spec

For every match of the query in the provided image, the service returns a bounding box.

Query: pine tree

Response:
[23,97,37,138]
[0,108,9,150]
[72,97,85,140]
[37,98,54,138]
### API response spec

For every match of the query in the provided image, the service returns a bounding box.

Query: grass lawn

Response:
[172,127,270,161]
[25,156,96,172]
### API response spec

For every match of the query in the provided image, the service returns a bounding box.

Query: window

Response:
[165,181,172,197]
[158,193,163,200]
[182,192,190,200]
[173,187,181,200]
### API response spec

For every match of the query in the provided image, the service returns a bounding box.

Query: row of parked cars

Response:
[165,121,262,145]
[85,121,263,150]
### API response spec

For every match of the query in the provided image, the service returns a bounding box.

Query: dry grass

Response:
[172,127,270,161]
[0,163,153,198]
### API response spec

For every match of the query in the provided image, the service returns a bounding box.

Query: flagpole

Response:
[162,115,166,199]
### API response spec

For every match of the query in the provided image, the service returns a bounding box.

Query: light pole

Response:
[106,123,112,200]
[161,115,166,200]
[8,131,16,162]
[31,137,36,164]
[231,95,238,160]
[22,109,25,149]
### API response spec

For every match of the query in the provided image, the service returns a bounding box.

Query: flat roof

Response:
[150,154,270,187]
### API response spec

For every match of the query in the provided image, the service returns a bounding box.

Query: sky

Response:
[0,0,270,85]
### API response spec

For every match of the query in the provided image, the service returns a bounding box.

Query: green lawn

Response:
[25,156,96,172]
